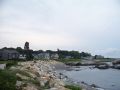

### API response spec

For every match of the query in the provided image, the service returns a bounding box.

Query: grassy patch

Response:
[43,81,51,89]
[0,70,17,90]
[65,84,81,90]
[60,59,81,63]
[0,60,18,69]
[6,61,18,69]
[95,58,114,62]
[0,60,18,64]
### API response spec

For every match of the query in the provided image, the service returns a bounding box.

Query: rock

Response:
[33,61,37,63]
[16,81,22,86]
[39,77,49,87]
[114,64,120,69]
[13,60,72,90]
[16,73,29,80]
[65,62,81,66]
[22,84,38,90]
[45,87,67,90]
[91,84,97,88]
[16,81,23,89]
[112,60,120,65]
[0,64,6,69]
[95,64,109,69]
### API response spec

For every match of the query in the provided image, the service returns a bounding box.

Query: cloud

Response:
[95,48,120,58]
[0,0,120,57]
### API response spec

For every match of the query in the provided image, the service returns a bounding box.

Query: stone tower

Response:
[24,42,29,50]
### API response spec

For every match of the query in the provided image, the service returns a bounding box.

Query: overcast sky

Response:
[0,0,120,58]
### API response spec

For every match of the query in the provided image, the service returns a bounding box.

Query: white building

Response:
[81,56,94,60]
[95,55,104,59]
[33,53,50,60]
[65,56,73,59]
[19,54,26,60]
[50,53,59,60]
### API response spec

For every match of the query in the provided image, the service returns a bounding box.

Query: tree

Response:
[80,52,91,58]
[25,50,33,60]
[16,47,23,53]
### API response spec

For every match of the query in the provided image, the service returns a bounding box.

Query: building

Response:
[81,56,94,60]
[50,53,59,60]
[0,49,19,60]
[33,52,50,60]
[65,56,73,59]
[94,55,104,59]
[24,42,29,50]
[19,54,26,60]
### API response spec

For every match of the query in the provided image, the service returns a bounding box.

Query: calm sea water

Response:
[63,66,120,90]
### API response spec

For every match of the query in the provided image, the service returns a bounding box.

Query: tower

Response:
[24,42,29,50]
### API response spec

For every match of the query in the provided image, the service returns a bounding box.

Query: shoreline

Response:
[0,60,105,90]
[9,60,68,90]
[52,61,105,90]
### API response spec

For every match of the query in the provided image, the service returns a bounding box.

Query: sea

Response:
[63,66,120,90]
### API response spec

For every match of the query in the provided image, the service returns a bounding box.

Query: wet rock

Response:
[95,64,109,69]
[114,64,120,69]
[91,84,97,87]
[65,62,81,66]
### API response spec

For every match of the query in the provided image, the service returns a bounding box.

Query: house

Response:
[81,60,95,65]
[81,56,94,60]
[0,49,19,60]
[19,54,26,60]
[0,50,2,59]
[65,56,73,59]
[33,53,50,60]
[50,53,59,60]
[44,53,50,60]
[94,55,104,59]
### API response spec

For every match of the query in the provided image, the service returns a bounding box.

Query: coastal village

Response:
[0,42,59,60]
[0,42,120,90]
[1,0,120,89]
[0,42,120,69]
[0,42,111,61]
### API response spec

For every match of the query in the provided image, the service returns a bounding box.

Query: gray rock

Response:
[0,64,6,69]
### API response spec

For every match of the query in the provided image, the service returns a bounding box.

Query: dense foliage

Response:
[1,47,91,60]
[16,47,91,59]
[58,50,91,59]
[6,61,18,69]
[65,84,81,90]
[0,70,17,90]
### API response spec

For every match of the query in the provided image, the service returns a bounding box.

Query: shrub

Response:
[65,84,81,90]
[6,61,18,69]
[0,70,17,90]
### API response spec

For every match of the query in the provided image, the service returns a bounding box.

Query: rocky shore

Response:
[10,60,69,90]
[65,61,120,70]
[7,60,104,90]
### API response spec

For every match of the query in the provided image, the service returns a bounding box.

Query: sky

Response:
[0,0,120,58]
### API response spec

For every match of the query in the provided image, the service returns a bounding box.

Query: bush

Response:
[6,61,18,69]
[0,70,17,90]
[65,84,81,90]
